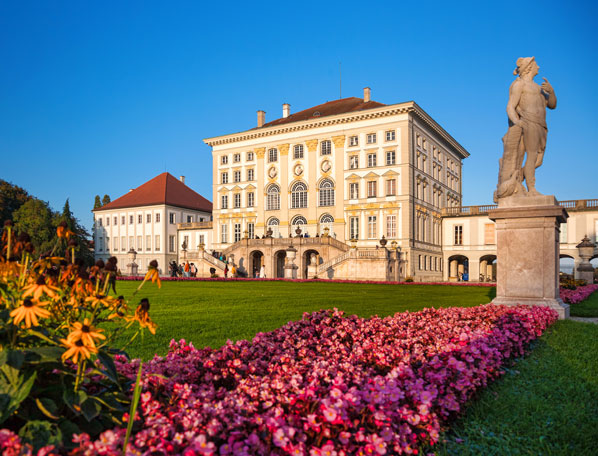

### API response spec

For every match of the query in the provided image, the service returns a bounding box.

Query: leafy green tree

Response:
[94,195,102,209]
[56,199,94,265]
[101,194,111,206]
[12,199,57,256]
[0,179,31,224]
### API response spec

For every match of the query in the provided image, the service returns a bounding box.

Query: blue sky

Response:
[1,0,596,231]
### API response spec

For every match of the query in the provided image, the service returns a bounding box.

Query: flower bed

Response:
[559,284,598,304]
[1,304,557,455]
[117,275,496,287]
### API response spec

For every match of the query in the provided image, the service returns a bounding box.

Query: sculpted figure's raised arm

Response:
[495,57,557,202]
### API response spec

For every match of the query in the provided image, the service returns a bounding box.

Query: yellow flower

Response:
[22,276,59,300]
[67,318,106,348]
[85,294,116,308]
[134,299,157,334]
[144,260,161,288]
[10,298,51,328]
[60,337,97,363]
[56,222,74,239]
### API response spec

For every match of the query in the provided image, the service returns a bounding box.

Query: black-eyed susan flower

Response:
[67,318,106,348]
[60,337,97,363]
[134,298,157,334]
[144,260,161,288]
[84,293,116,308]
[56,221,74,239]
[9,298,51,328]
[22,275,59,300]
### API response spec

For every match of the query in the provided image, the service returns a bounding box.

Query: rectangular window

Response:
[454,225,463,245]
[199,234,205,246]
[386,215,396,238]
[137,235,142,251]
[366,133,376,144]
[268,148,278,162]
[169,213,175,224]
[234,223,241,242]
[187,215,192,223]
[221,172,228,184]
[121,236,126,251]
[146,214,151,223]
[221,224,228,243]
[156,213,160,223]
[129,215,133,224]
[169,235,175,252]
[247,192,255,207]
[247,169,254,181]
[293,144,304,159]
[247,151,254,161]
[106,217,110,226]
[155,235,160,251]
[221,195,228,209]
[349,182,359,199]
[424,255,427,271]
[183,235,189,249]
[233,171,241,183]
[146,235,151,251]
[114,216,117,225]
[367,153,377,167]
[386,150,396,165]
[248,223,255,239]
[121,216,125,225]
[138,214,142,223]
[129,236,134,250]
[233,153,241,163]
[350,217,359,240]
[386,179,396,196]
[349,135,358,147]
[559,222,568,243]
[320,140,332,155]
[484,223,496,245]
[234,193,241,208]
[385,130,396,141]
[98,237,104,251]
[418,255,422,270]
[97,218,102,227]
[367,181,377,198]
[350,155,359,169]
[368,216,377,239]
[113,237,118,251]
[221,155,228,165]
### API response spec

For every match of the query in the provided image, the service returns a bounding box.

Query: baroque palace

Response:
[93,89,598,282]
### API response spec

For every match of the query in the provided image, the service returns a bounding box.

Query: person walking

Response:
[231,264,237,278]
[224,263,229,279]
[259,263,266,279]
[184,261,190,278]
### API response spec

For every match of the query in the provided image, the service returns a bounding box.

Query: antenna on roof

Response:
[339,61,342,99]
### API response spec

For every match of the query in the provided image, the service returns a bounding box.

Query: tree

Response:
[56,199,94,265]
[0,179,31,224]
[12,199,57,256]
[102,194,111,206]
[94,195,102,209]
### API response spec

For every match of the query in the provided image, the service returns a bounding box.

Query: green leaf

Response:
[35,397,59,420]
[62,387,88,414]
[0,368,37,424]
[123,362,143,455]
[96,350,120,385]
[24,346,64,364]
[58,420,80,449]
[0,350,24,369]
[18,420,62,452]
[26,329,58,345]
[80,397,101,422]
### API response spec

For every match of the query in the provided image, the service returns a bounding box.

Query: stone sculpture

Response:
[495,57,557,201]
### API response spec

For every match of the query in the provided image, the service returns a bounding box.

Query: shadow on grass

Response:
[486,286,496,300]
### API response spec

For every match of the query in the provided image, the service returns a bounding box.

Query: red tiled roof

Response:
[94,173,212,213]
[258,97,386,128]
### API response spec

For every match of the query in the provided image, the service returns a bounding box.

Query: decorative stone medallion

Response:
[294,163,304,176]
[321,160,331,173]
[268,166,277,179]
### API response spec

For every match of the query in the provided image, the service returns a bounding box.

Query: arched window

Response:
[291,182,308,208]
[319,179,335,207]
[320,214,334,224]
[266,184,280,211]
[320,214,334,236]
[267,217,280,238]
[291,215,307,225]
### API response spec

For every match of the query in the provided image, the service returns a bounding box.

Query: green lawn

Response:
[569,289,598,317]
[112,280,496,360]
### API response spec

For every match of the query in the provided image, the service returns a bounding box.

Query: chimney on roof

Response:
[179,176,185,184]
[257,110,266,127]
[363,87,371,103]
[282,103,290,118]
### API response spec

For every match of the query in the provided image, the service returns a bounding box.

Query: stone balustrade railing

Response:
[442,198,598,217]
[222,235,350,256]
[178,221,213,230]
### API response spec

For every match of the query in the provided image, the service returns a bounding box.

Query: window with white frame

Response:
[366,133,376,144]
[247,192,255,207]
[146,235,151,251]
[293,144,304,159]
[234,223,241,242]
[113,237,118,251]
[386,150,396,165]
[221,155,228,165]
[98,237,104,251]
[121,216,125,225]
[248,223,255,239]
[318,179,334,207]
[350,155,359,169]
[367,180,377,198]
[129,215,133,224]
[349,135,358,147]
[146,214,151,223]
[247,169,254,181]
[129,236,134,250]
[221,195,228,209]
[106,217,110,226]
[368,216,377,239]
[291,182,308,208]
[156,213,160,223]
[233,153,241,163]
[169,213,175,224]
[137,235,142,251]
[386,179,396,196]
[221,172,228,184]
[559,222,567,243]
[385,130,396,141]
[169,235,175,252]
[234,193,241,208]
[121,236,126,251]
[97,218,102,227]
[138,214,142,223]
[386,215,396,238]
[199,234,205,246]
[291,216,307,230]
[155,235,160,251]
[268,148,278,162]
[266,184,280,210]
[233,170,241,183]
[320,140,332,155]
[247,151,254,161]
[367,153,377,167]
[221,224,228,243]
[349,182,359,199]
[350,217,359,240]
[454,225,463,245]
[267,217,279,237]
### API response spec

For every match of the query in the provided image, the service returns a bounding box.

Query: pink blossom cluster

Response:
[117,276,495,287]
[0,304,557,455]
[559,284,598,304]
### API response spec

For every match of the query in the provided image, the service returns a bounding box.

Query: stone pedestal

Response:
[576,235,596,284]
[489,195,570,319]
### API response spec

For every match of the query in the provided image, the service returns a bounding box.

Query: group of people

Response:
[169,260,198,278]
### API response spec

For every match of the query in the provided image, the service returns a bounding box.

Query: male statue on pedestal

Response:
[495,57,557,201]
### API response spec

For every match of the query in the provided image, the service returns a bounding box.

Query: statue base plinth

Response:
[489,196,569,319]
[284,264,298,280]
